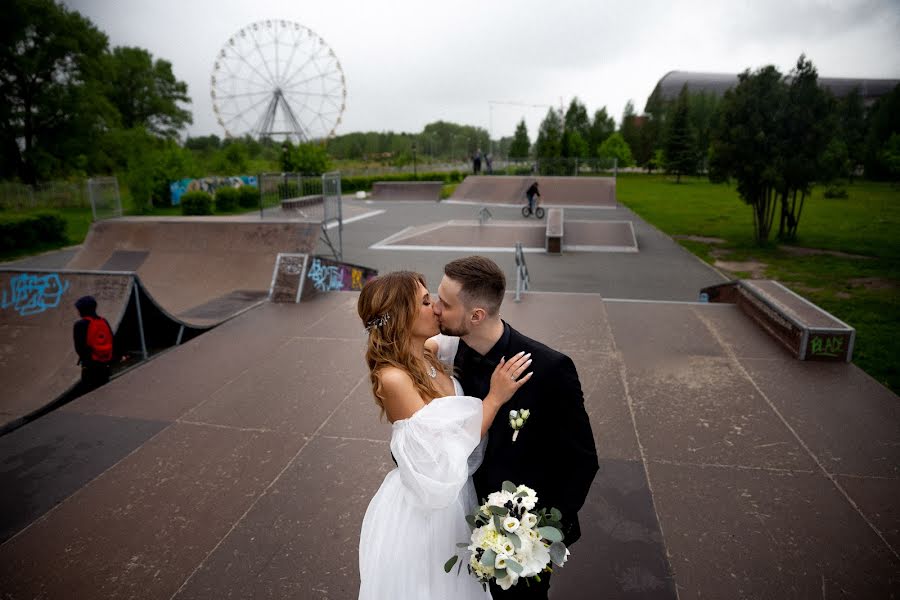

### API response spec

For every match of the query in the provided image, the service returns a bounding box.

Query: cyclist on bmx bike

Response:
[523,180,545,218]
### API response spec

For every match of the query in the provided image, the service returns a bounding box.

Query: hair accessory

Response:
[365,313,391,333]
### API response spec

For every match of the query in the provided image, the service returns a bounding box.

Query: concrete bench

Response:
[700,279,855,361]
[370,181,443,201]
[546,208,564,254]
[281,195,323,210]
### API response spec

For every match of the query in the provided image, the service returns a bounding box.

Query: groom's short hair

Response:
[444,256,505,316]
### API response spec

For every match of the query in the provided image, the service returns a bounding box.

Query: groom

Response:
[434,255,599,599]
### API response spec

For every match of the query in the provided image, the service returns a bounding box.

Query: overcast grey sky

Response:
[65,0,900,142]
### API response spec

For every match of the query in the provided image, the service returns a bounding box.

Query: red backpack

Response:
[85,316,113,363]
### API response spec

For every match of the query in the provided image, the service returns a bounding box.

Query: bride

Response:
[357,271,533,600]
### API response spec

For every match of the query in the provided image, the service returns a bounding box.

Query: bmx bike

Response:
[522,198,545,219]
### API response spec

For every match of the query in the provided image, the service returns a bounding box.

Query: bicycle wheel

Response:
[535,207,545,219]
[521,206,531,218]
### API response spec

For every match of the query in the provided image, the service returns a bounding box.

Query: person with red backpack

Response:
[73,295,115,395]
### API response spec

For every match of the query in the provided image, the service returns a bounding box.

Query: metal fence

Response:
[321,171,343,261]
[514,242,530,303]
[0,180,91,210]
[87,176,122,220]
[258,172,324,216]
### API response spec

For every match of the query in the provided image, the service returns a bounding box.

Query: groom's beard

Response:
[439,320,469,337]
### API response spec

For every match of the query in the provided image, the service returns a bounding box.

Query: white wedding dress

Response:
[358,336,491,600]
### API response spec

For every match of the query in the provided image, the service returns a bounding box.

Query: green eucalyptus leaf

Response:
[506,532,521,549]
[465,514,477,528]
[549,541,568,566]
[493,567,507,580]
[551,508,562,521]
[493,515,505,532]
[538,526,563,543]
[506,558,524,574]
[444,555,458,573]
[502,480,517,493]
[489,505,509,516]
[481,548,497,567]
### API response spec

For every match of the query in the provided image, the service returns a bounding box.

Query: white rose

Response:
[495,570,519,591]
[521,496,537,511]
[521,512,538,529]
[516,484,536,498]
[503,517,520,533]
[494,553,509,569]
[515,417,524,427]
[520,409,531,420]
[509,409,518,419]
[487,490,514,507]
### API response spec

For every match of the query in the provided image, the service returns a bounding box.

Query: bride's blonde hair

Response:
[357,271,446,419]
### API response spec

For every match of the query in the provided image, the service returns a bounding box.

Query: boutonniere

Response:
[508,409,531,442]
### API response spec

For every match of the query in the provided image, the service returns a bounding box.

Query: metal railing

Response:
[321,171,343,261]
[514,242,529,303]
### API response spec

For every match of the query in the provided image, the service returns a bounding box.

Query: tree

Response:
[777,55,834,240]
[619,100,641,159]
[562,130,590,159]
[664,85,696,183]
[686,91,720,172]
[105,46,192,138]
[864,83,900,179]
[509,119,531,159]
[588,108,615,157]
[534,108,563,173]
[563,98,590,142]
[710,65,787,244]
[834,87,865,179]
[281,141,331,174]
[597,132,634,167]
[0,0,112,182]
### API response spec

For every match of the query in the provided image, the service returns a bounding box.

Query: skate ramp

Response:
[450,175,616,207]
[370,181,442,201]
[66,217,320,327]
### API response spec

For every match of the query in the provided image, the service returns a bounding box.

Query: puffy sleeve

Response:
[431,334,460,367]
[391,395,482,509]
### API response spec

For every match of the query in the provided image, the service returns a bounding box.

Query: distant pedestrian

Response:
[485,153,493,174]
[473,148,483,174]
[73,295,115,396]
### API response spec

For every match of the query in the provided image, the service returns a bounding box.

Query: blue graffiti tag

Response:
[1,273,71,316]
[307,259,344,292]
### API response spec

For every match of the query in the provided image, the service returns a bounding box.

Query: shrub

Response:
[214,187,240,212]
[0,212,67,253]
[823,184,849,199]
[238,185,259,208]
[180,191,213,215]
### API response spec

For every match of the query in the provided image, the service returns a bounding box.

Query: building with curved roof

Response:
[647,70,898,110]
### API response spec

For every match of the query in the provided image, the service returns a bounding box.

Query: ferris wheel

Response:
[210,20,347,142]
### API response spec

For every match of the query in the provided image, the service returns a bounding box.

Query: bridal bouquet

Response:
[444,481,569,591]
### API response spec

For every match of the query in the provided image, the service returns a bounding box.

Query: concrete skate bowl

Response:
[0,269,211,433]
[449,176,616,207]
[66,217,320,328]
[370,181,443,201]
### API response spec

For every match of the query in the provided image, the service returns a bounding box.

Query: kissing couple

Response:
[357,255,599,599]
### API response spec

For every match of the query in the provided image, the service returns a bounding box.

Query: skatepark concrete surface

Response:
[450,175,617,208]
[1,180,898,599]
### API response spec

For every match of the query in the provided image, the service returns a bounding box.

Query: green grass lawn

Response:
[617,174,900,395]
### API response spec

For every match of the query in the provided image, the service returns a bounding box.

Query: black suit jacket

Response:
[455,321,599,545]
